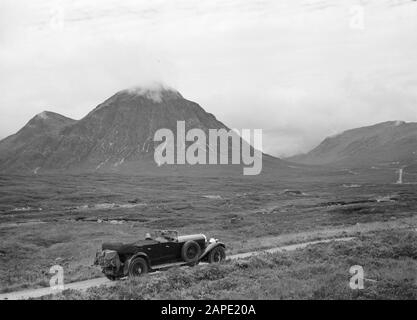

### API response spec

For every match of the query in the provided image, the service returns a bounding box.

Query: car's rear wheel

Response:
[181,240,201,263]
[128,257,148,277]
[208,246,226,263]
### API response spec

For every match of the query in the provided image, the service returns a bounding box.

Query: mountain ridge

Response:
[0,86,283,174]
[288,120,417,168]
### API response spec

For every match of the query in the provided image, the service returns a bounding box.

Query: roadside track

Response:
[0,237,354,300]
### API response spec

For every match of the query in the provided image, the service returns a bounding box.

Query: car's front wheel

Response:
[128,257,149,277]
[208,246,226,263]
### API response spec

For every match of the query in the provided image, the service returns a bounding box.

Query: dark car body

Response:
[94,231,226,279]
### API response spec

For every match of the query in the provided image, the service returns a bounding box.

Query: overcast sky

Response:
[1,0,416,157]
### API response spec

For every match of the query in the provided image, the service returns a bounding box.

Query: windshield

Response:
[151,230,178,242]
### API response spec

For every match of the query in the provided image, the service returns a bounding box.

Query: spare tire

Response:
[181,240,201,263]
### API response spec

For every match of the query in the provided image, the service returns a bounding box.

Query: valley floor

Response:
[0,173,416,295]
[42,228,417,300]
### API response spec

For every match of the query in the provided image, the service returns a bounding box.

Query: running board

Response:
[151,261,189,271]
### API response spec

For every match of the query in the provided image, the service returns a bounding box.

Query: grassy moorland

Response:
[0,169,416,293]
[42,229,417,300]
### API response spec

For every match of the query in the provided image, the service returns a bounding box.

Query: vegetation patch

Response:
[43,229,417,300]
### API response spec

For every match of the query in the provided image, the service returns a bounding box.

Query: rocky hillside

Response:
[288,121,417,168]
[0,86,281,174]
[0,111,76,172]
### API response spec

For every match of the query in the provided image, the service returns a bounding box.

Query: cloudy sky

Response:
[1,0,416,157]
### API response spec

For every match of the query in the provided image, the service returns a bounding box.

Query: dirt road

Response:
[0,237,354,300]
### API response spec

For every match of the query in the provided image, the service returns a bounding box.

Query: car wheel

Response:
[128,257,148,277]
[181,240,201,263]
[208,246,226,263]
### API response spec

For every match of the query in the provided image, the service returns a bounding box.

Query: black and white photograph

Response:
[0,0,416,306]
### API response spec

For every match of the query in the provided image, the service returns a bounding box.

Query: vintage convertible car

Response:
[94,230,226,280]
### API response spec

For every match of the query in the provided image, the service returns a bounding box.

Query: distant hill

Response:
[288,121,417,168]
[0,111,76,172]
[0,85,286,175]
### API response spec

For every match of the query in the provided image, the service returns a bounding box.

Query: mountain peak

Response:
[393,120,406,126]
[32,110,75,120]
[33,110,67,121]
[35,111,51,120]
[372,120,407,127]
[119,84,182,103]
[23,111,75,132]
[90,84,184,114]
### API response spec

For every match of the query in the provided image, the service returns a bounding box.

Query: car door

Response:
[162,240,183,263]
[146,240,177,265]
[141,243,162,265]
[131,240,164,266]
